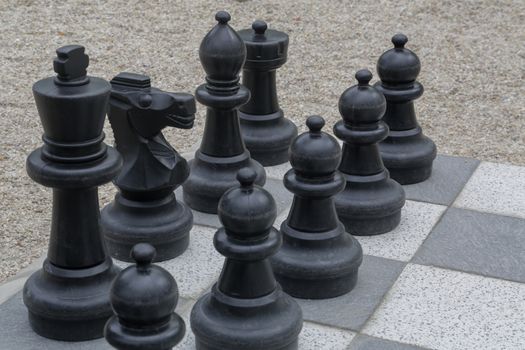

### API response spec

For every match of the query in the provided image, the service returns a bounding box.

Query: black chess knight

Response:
[238,20,297,166]
[375,34,437,184]
[24,45,121,340]
[183,11,266,214]
[191,168,303,350]
[101,72,195,262]
[334,69,405,235]
[271,116,363,299]
[105,243,186,350]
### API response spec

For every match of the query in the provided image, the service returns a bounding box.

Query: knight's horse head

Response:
[110,72,196,139]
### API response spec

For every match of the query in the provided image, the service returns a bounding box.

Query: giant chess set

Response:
[0,10,524,350]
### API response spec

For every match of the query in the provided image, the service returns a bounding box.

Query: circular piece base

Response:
[387,163,433,185]
[183,150,266,214]
[379,130,437,185]
[105,313,186,350]
[342,210,402,236]
[272,224,363,299]
[191,287,302,350]
[23,259,120,341]
[101,195,192,262]
[335,172,405,236]
[239,112,298,166]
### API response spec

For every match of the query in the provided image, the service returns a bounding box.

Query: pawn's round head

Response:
[338,69,386,125]
[110,243,178,325]
[289,115,341,176]
[199,11,246,82]
[377,33,421,85]
[218,168,276,238]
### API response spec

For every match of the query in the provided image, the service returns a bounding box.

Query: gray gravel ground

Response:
[0,0,524,282]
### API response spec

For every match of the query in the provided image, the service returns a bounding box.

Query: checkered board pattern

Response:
[1,154,524,350]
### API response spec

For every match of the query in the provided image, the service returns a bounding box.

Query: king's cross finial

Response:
[53,45,89,82]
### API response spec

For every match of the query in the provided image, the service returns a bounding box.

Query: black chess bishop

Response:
[190,168,303,350]
[237,20,298,166]
[105,243,186,350]
[183,11,266,213]
[271,116,363,299]
[24,45,121,340]
[375,34,437,184]
[334,69,406,235]
[101,72,195,262]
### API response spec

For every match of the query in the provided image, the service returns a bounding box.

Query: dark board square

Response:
[413,208,525,283]
[349,334,430,350]
[0,292,191,350]
[403,155,479,205]
[295,255,405,331]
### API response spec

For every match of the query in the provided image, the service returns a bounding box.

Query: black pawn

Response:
[191,168,303,350]
[334,70,406,235]
[183,11,266,213]
[24,45,121,340]
[105,243,185,350]
[237,20,298,166]
[271,116,363,299]
[101,72,195,262]
[375,34,437,184]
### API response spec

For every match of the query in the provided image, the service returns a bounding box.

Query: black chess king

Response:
[101,72,195,262]
[183,11,265,213]
[24,45,121,340]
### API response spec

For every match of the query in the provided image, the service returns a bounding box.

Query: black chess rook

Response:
[23,45,122,340]
[101,72,195,262]
[238,20,298,166]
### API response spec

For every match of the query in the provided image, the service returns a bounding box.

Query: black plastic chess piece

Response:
[183,11,266,213]
[237,20,297,166]
[334,69,406,235]
[191,168,303,350]
[101,72,195,262]
[105,243,185,350]
[375,34,437,184]
[23,45,122,340]
[271,116,363,298]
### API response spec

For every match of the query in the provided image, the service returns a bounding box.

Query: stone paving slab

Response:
[296,255,405,331]
[454,161,525,219]
[349,334,430,350]
[1,155,525,349]
[412,207,525,283]
[363,264,525,350]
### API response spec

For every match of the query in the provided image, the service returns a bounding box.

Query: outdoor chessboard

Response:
[1,153,524,350]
